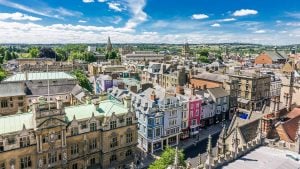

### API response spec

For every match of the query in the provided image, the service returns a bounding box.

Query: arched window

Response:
[125,149,132,156]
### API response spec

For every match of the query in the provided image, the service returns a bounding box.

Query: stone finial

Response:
[205,134,213,168]
[173,146,179,168]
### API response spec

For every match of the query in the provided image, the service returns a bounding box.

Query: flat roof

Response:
[222,146,300,169]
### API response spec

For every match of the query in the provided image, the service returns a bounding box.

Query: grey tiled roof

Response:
[192,72,229,83]
[0,82,26,97]
[207,87,229,98]
[264,51,288,61]
[25,80,77,96]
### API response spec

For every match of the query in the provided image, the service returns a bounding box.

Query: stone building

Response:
[229,72,271,111]
[0,96,137,169]
[121,51,165,62]
[0,83,26,116]
[2,72,81,111]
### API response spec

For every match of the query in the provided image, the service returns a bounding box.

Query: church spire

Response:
[106,36,112,53]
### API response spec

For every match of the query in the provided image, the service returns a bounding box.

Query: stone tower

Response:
[182,42,190,59]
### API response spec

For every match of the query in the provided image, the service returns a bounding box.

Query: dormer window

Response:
[110,121,117,129]
[71,127,79,136]
[90,122,97,131]
[0,142,3,152]
[126,117,132,126]
[20,136,30,148]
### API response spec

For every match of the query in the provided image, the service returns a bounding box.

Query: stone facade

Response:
[0,96,137,169]
[229,73,271,111]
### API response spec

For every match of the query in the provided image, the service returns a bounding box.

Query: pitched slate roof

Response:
[192,72,228,83]
[24,80,77,96]
[207,87,229,98]
[264,51,288,61]
[0,82,26,97]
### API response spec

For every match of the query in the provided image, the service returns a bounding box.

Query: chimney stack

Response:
[271,97,276,113]
[176,85,185,95]
[56,96,63,110]
[93,100,100,111]
[150,91,156,101]
[25,71,28,81]
[288,71,294,111]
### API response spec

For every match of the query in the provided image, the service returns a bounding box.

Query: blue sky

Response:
[0,0,299,44]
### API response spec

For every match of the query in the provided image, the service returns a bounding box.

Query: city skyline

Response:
[0,0,300,44]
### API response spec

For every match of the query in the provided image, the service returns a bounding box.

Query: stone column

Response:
[36,135,40,152]
[39,135,43,152]
[151,142,154,154]
[61,130,64,147]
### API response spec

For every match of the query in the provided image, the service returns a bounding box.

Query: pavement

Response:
[136,123,224,169]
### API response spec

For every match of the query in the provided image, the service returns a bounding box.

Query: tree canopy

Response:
[28,47,39,58]
[0,66,7,81]
[71,70,93,92]
[39,47,56,59]
[149,147,186,169]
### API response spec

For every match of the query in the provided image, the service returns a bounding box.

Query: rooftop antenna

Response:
[47,64,50,110]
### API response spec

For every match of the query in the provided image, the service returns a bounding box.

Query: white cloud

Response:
[124,0,148,29]
[211,23,221,27]
[0,20,300,45]
[98,0,106,2]
[0,12,41,21]
[286,12,300,19]
[107,2,123,12]
[233,9,258,16]
[219,18,236,22]
[191,14,209,20]
[0,0,81,19]
[78,20,87,23]
[254,30,266,34]
[286,22,300,26]
[142,31,158,35]
[83,0,94,3]
[111,16,122,24]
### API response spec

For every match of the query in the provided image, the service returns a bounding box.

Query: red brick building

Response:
[255,50,288,65]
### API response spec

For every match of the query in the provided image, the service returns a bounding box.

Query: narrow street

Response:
[184,132,220,168]
[138,124,223,168]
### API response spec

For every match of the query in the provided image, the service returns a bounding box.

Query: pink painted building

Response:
[187,96,202,137]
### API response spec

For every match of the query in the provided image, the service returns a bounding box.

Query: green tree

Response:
[105,51,118,59]
[83,52,96,62]
[28,47,39,58]
[197,55,210,63]
[0,66,7,81]
[71,70,93,92]
[149,147,186,169]
[197,48,209,57]
[4,51,12,61]
[54,48,67,61]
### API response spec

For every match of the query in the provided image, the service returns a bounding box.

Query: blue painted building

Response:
[132,86,182,153]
